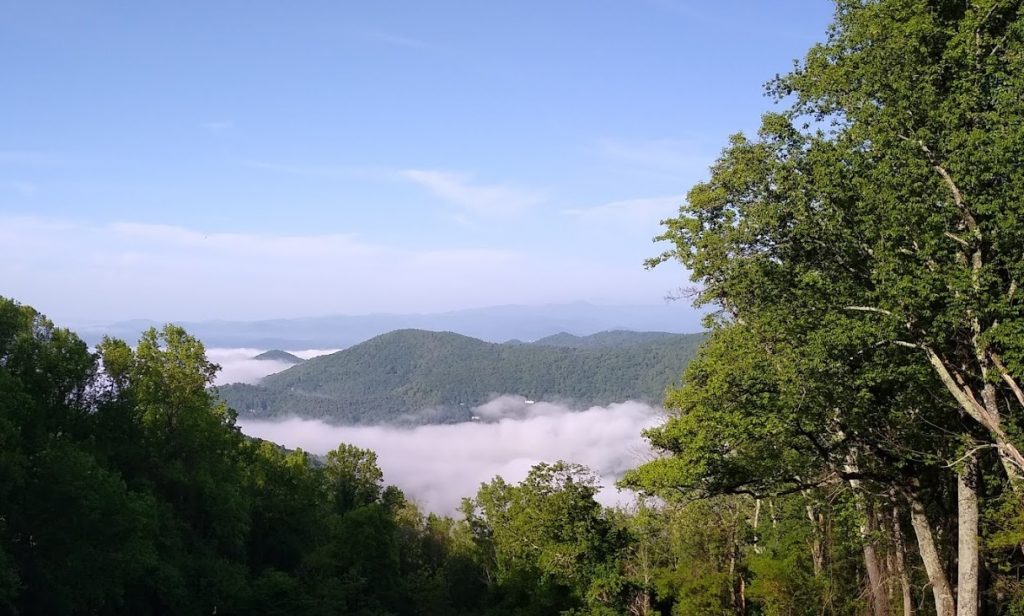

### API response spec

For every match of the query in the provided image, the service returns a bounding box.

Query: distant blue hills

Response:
[76,302,705,349]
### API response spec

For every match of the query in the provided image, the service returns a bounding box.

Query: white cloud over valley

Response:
[237,396,663,514]
[206,348,338,386]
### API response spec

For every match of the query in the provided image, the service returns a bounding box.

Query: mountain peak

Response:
[252,350,304,364]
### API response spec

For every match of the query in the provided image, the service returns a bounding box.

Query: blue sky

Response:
[1,1,834,324]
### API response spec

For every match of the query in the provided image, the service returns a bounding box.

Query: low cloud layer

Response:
[238,396,663,514]
[206,348,337,386]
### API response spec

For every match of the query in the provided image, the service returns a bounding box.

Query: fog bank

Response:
[238,396,663,514]
[206,348,338,386]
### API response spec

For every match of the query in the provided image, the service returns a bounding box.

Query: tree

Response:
[1,296,507,615]
[637,1,1024,613]
[324,443,386,513]
[651,0,1024,485]
[463,462,634,615]
[0,298,159,613]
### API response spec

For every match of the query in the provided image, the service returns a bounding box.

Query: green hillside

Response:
[532,330,682,348]
[252,349,304,364]
[217,329,704,424]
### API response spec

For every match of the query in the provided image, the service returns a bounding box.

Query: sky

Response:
[0,1,835,325]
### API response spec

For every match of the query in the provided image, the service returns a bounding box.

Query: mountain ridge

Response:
[217,328,704,424]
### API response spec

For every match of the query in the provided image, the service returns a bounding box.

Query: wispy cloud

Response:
[412,247,519,267]
[244,163,545,219]
[108,222,379,260]
[596,138,710,176]
[401,169,545,217]
[0,215,568,321]
[563,196,681,228]
[1,215,684,322]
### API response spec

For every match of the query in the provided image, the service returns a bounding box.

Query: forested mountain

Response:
[252,349,304,364]
[216,329,704,424]
[532,330,682,348]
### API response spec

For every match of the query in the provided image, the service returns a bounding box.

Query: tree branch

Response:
[911,139,981,240]
[889,340,922,350]
[944,231,970,247]
[844,306,895,317]
[990,351,1024,408]
[944,444,998,469]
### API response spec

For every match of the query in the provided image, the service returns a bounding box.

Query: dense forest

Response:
[216,329,703,424]
[0,297,860,615]
[4,0,1024,614]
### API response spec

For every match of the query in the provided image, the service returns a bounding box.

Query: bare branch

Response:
[844,305,895,317]
[889,340,921,350]
[990,351,1024,408]
[944,231,970,247]
[912,139,981,240]
[943,444,998,469]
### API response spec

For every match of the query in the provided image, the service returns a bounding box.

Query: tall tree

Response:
[639,1,1024,612]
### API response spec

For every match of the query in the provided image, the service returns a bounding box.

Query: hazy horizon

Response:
[70,299,698,329]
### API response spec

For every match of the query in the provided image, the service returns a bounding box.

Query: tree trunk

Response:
[844,451,889,616]
[891,505,914,616]
[729,504,743,616]
[905,489,955,616]
[862,505,890,616]
[804,499,824,575]
[957,456,979,616]
[752,498,763,554]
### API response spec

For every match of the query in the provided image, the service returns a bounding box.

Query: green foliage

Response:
[0,296,491,615]
[631,1,1024,614]
[324,443,386,512]
[11,296,726,615]
[216,329,705,424]
[463,462,640,615]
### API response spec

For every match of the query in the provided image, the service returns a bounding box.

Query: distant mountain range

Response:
[75,302,704,349]
[216,329,705,425]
